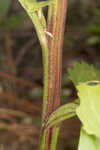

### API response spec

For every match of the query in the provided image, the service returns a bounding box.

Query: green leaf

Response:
[68,62,100,86]
[78,128,100,150]
[46,102,78,128]
[0,0,11,17]
[76,83,100,138]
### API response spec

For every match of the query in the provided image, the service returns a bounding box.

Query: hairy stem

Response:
[41,0,68,150]
[17,0,67,150]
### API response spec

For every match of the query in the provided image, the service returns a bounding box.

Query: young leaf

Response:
[76,83,100,138]
[46,102,78,128]
[68,62,100,86]
[78,128,100,150]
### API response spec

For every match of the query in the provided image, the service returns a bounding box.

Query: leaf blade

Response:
[68,62,100,86]
[76,83,100,138]
[78,128,100,150]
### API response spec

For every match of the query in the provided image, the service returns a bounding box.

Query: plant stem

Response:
[28,12,49,119]
[41,0,68,150]
[47,0,67,119]
[18,0,67,149]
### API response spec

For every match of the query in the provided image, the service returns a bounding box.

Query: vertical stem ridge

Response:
[44,0,67,150]
[46,0,67,117]
[53,0,67,109]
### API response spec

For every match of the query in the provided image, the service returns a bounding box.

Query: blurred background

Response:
[0,0,100,149]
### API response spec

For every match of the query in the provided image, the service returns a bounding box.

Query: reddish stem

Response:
[43,0,68,150]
